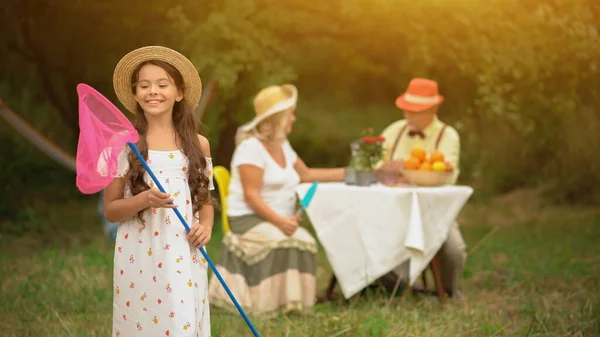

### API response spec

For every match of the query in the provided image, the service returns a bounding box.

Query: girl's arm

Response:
[103,178,151,223]
[197,135,214,230]
[189,203,214,248]
[197,205,214,230]
[294,157,345,183]
[187,135,215,248]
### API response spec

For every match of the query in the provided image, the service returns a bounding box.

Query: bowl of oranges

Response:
[401,147,453,187]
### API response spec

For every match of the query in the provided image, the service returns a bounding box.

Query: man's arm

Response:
[437,127,461,185]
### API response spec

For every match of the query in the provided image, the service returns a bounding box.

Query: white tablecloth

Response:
[296,182,473,299]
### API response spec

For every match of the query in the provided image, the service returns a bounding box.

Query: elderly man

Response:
[377,77,467,298]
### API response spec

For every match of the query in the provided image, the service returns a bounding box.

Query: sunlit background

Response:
[1,1,599,336]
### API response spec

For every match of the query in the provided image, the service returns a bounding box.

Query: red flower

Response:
[352,128,385,171]
[362,136,375,144]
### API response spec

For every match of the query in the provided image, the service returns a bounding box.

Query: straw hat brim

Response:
[113,46,202,114]
[238,84,298,132]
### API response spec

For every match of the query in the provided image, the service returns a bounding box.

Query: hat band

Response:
[258,95,297,118]
[404,93,440,105]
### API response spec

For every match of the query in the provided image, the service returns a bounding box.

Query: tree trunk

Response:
[214,93,242,170]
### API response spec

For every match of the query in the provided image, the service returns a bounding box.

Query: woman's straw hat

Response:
[112,46,202,114]
[237,84,298,132]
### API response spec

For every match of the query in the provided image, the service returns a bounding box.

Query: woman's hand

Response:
[375,160,406,185]
[147,188,177,209]
[381,159,405,170]
[187,223,212,248]
[276,215,300,236]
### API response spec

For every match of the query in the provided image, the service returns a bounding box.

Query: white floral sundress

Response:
[109,148,214,337]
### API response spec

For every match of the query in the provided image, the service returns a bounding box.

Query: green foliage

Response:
[1,0,599,216]
[358,316,387,336]
[169,1,297,124]
[0,79,78,220]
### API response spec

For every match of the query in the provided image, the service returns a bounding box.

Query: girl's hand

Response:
[147,188,177,209]
[187,223,212,248]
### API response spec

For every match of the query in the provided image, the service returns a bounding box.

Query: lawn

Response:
[1,188,598,336]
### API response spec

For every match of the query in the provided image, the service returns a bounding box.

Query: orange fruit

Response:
[410,147,427,162]
[404,156,421,170]
[430,150,445,163]
[419,162,432,171]
[432,161,447,172]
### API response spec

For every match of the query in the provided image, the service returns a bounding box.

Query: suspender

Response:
[389,124,408,161]
[435,125,448,150]
[389,123,447,161]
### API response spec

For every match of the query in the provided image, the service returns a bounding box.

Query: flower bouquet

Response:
[346,128,385,186]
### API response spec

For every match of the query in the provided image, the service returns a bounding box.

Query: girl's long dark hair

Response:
[125,60,214,223]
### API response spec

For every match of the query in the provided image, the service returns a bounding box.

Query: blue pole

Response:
[128,143,260,337]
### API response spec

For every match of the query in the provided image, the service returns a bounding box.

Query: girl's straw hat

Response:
[112,46,202,114]
[237,84,298,132]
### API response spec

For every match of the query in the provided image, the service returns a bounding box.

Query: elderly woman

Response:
[208,84,344,315]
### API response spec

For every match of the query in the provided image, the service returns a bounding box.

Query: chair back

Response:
[213,165,231,234]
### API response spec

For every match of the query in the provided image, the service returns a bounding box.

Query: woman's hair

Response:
[235,108,290,146]
[125,60,214,223]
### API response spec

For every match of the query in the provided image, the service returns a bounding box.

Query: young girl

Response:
[103,46,215,337]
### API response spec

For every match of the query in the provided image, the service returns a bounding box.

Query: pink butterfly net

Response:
[75,84,138,194]
[74,83,260,336]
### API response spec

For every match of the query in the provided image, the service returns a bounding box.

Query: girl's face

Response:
[134,64,183,117]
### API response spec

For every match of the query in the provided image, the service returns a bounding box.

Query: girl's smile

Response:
[134,64,182,116]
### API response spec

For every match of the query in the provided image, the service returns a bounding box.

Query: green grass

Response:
[1,190,599,336]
